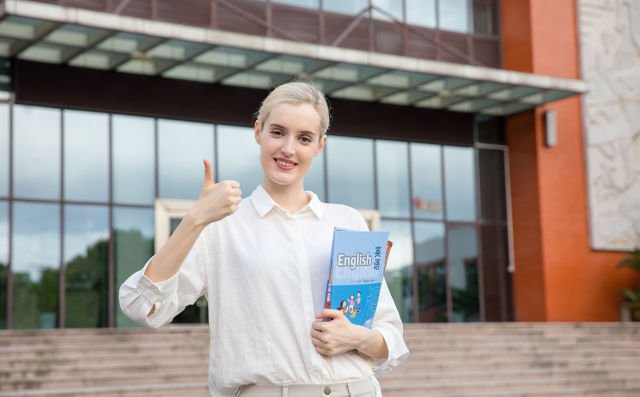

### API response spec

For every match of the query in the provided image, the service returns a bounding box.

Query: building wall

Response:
[502,0,636,321]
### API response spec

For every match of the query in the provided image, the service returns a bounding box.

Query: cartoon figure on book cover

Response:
[338,300,347,315]
[355,291,361,313]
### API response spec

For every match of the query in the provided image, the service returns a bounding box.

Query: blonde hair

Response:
[256,82,330,139]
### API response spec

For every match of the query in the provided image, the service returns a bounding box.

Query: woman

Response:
[120,82,408,397]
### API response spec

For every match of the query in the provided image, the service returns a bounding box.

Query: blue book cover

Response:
[324,228,389,329]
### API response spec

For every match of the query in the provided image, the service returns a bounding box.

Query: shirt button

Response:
[323,386,331,395]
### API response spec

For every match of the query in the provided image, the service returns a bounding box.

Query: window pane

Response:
[480,224,512,321]
[473,0,497,34]
[271,0,318,9]
[478,149,506,221]
[414,221,446,322]
[406,0,436,27]
[64,205,109,328]
[323,0,368,15]
[444,146,476,221]
[327,136,375,209]
[410,143,443,220]
[439,0,469,32]
[217,125,262,197]
[113,115,155,205]
[381,220,414,322]
[64,110,109,202]
[305,148,325,202]
[0,201,7,328]
[158,119,214,200]
[376,140,410,217]
[372,0,403,21]
[0,104,8,197]
[448,225,480,322]
[114,207,154,328]
[12,202,60,329]
[13,105,61,200]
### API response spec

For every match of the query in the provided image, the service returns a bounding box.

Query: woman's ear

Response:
[316,135,327,156]
[254,120,261,145]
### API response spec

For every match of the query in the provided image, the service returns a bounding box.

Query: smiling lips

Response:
[275,158,297,170]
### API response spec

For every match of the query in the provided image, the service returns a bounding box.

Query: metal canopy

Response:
[0,0,588,116]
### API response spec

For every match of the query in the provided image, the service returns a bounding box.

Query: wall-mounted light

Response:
[544,110,557,147]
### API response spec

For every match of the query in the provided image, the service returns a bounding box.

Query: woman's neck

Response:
[262,180,309,214]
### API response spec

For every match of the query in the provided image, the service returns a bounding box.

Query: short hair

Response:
[256,82,330,138]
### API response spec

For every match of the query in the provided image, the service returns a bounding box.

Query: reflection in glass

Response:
[64,205,109,328]
[372,0,403,21]
[410,143,443,220]
[0,104,8,197]
[439,0,468,32]
[481,224,512,321]
[448,225,480,322]
[305,147,325,202]
[0,201,7,328]
[414,221,446,322]
[406,0,436,28]
[473,0,497,34]
[158,119,214,200]
[64,110,109,202]
[376,140,410,217]
[478,149,506,221]
[323,0,368,15]
[381,220,414,322]
[217,125,262,197]
[13,105,61,200]
[444,146,476,221]
[327,136,375,209]
[12,202,60,329]
[114,207,154,328]
[112,115,155,205]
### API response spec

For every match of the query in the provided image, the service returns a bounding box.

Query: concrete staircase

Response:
[1,323,639,396]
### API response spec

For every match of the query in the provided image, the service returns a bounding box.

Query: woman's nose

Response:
[282,137,295,156]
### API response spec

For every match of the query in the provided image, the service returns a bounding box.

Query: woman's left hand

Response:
[311,309,368,356]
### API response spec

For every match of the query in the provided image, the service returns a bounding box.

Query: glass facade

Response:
[0,103,511,328]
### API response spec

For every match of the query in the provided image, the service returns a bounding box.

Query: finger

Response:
[311,321,326,331]
[225,180,240,189]
[203,159,214,186]
[321,309,343,319]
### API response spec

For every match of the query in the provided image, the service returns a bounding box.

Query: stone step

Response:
[0,382,208,397]
[0,359,208,380]
[380,366,640,384]
[379,375,634,394]
[0,370,208,391]
[380,386,640,397]
[401,355,640,371]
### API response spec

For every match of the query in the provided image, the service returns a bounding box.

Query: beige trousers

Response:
[235,378,377,397]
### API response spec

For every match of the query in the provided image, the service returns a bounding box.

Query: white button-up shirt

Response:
[119,185,409,396]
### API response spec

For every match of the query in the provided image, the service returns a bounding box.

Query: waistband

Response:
[234,377,376,397]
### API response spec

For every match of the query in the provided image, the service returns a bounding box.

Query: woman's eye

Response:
[271,130,283,136]
[300,136,312,144]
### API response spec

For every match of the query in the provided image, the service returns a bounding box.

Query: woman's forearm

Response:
[356,328,389,360]
[144,213,205,283]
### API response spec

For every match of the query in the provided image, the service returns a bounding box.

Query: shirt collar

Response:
[250,185,324,219]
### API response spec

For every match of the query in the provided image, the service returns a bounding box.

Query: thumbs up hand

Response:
[186,159,242,227]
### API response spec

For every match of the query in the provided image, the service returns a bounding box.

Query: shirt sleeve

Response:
[118,228,210,328]
[370,278,410,375]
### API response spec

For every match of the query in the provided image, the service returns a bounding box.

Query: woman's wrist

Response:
[355,328,389,360]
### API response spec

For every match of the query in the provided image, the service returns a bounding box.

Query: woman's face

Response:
[255,102,326,190]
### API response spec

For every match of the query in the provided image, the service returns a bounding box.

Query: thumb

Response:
[202,159,214,187]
